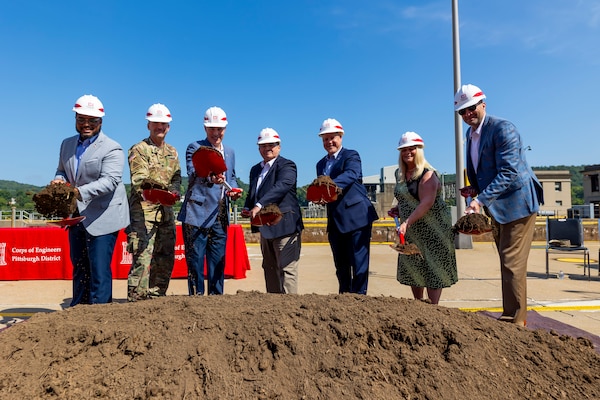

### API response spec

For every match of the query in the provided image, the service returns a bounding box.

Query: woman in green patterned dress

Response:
[388,132,457,304]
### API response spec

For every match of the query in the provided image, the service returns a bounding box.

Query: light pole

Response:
[441,172,446,201]
[452,0,472,249]
[10,198,16,228]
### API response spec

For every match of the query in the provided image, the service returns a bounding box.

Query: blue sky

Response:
[1,1,599,188]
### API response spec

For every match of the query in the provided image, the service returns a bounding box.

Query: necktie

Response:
[324,155,335,176]
[256,163,270,189]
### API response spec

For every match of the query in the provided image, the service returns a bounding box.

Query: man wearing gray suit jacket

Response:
[52,94,130,306]
[455,84,543,326]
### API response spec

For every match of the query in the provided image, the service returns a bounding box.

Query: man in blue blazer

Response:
[456,84,543,326]
[178,106,242,295]
[243,128,304,294]
[52,94,130,306]
[315,118,379,295]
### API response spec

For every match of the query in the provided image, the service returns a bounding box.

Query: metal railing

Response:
[0,209,44,221]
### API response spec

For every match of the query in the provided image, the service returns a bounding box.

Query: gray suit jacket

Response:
[54,131,130,236]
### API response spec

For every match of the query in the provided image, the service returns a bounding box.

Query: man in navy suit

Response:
[178,106,242,295]
[243,128,304,293]
[315,118,379,295]
[455,84,543,326]
[52,94,130,306]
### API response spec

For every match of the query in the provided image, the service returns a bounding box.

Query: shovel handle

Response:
[393,216,406,244]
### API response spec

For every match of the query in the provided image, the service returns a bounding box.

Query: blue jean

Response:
[68,223,119,306]
[182,222,226,295]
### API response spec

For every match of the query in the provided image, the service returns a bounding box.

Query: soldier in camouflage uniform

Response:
[126,103,182,301]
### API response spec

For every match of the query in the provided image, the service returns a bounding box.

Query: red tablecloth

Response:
[0,225,250,280]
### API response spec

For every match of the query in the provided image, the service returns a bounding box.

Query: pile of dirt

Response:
[1,293,599,399]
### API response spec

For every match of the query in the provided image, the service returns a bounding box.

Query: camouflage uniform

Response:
[127,137,181,301]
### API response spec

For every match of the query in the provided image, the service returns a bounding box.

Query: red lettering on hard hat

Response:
[74,104,82,108]
[335,125,343,130]
[413,138,423,143]
[473,91,484,97]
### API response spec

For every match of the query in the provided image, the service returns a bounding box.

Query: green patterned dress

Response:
[394,168,458,288]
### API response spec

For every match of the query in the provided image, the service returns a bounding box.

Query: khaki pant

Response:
[260,232,301,294]
[491,213,537,325]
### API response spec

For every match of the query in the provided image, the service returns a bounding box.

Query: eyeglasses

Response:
[457,101,483,116]
[76,117,102,125]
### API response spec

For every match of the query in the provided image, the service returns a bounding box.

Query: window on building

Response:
[555,200,563,206]
[365,184,378,203]
[554,182,562,191]
[592,175,600,193]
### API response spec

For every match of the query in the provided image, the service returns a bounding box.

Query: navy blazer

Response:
[244,156,304,240]
[178,139,238,228]
[316,147,378,233]
[466,114,543,224]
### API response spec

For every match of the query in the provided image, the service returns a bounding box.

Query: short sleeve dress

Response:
[394,168,458,289]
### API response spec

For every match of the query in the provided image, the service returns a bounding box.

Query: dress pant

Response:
[260,232,301,294]
[68,223,119,306]
[182,221,226,295]
[491,212,537,325]
[327,223,372,295]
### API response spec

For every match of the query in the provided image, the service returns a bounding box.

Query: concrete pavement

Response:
[2,241,600,337]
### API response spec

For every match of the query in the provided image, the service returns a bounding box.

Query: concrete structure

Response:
[535,170,572,217]
[582,165,600,218]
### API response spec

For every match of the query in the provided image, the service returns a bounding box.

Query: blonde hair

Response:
[398,147,434,182]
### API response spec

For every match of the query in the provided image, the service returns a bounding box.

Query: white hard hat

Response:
[72,94,105,117]
[318,118,344,136]
[257,128,281,145]
[146,103,172,122]
[397,131,425,149]
[454,84,486,111]
[203,106,228,127]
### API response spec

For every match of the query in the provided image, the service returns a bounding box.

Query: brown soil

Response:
[32,183,77,218]
[389,243,422,256]
[1,292,599,399]
[453,213,493,236]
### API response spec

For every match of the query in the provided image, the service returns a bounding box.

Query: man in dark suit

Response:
[315,118,379,295]
[243,128,304,293]
[455,84,543,326]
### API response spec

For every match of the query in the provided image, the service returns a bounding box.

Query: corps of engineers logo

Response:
[0,242,7,266]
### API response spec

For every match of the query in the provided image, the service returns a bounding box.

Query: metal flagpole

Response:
[452,0,473,249]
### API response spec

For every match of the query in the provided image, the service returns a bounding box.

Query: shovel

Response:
[393,216,406,244]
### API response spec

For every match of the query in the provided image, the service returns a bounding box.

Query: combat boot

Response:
[128,286,145,302]
[147,286,162,299]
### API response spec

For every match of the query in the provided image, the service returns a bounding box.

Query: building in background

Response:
[582,165,600,218]
[534,170,571,217]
